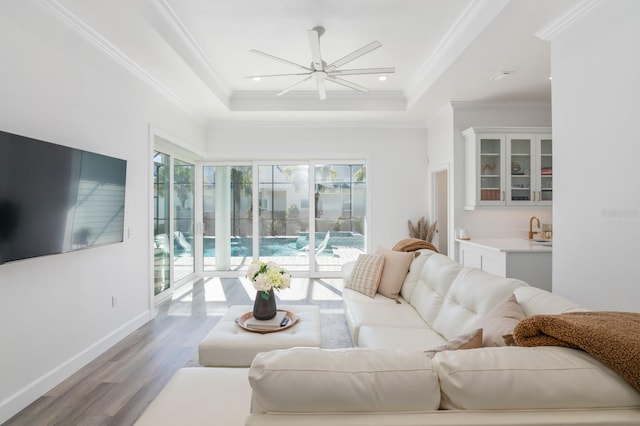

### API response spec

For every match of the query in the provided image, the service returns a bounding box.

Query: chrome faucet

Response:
[529,216,541,239]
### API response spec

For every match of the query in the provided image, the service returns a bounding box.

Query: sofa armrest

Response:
[249,347,440,413]
[342,261,356,287]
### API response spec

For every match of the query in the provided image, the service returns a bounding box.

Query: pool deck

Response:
[172,246,364,276]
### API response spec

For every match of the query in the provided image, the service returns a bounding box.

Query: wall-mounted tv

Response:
[0,130,127,265]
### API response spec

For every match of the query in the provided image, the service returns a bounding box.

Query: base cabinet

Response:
[458,242,552,292]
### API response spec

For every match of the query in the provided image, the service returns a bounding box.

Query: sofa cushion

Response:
[249,347,440,413]
[476,293,525,347]
[345,254,385,297]
[375,246,414,299]
[434,346,640,410]
[358,325,446,351]
[409,253,464,327]
[399,249,435,302]
[514,286,589,316]
[424,329,483,358]
[135,367,252,426]
[431,268,527,340]
[343,291,427,344]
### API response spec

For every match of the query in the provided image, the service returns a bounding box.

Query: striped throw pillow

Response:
[345,254,385,297]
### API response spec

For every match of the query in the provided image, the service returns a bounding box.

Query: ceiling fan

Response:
[246,26,395,100]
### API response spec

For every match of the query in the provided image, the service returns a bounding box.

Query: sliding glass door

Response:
[202,161,366,276]
[153,150,196,299]
[203,165,253,272]
[173,159,195,281]
[314,164,366,272]
[153,152,170,295]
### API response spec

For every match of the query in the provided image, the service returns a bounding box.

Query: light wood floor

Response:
[5,277,351,426]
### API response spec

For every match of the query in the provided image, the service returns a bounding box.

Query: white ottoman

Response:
[199,304,321,367]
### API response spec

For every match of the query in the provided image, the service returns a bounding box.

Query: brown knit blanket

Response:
[392,238,438,253]
[513,311,640,392]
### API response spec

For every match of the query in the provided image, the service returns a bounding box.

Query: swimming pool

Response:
[201,232,364,258]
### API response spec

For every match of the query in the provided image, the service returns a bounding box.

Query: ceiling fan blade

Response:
[328,67,395,76]
[307,28,323,71]
[326,76,369,93]
[277,75,313,96]
[315,76,327,100]
[250,49,311,72]
[325,41,382,72]
[245,72,311,79]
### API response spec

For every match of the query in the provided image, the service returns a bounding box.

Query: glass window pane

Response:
[174,159,194,281]
[315,164,366,272]
[258,165,309,272]
[203,165,253,271]
[201,161,367,276]
[153,151,170,295]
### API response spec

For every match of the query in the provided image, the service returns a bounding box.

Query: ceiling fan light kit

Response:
[247,26,395,100]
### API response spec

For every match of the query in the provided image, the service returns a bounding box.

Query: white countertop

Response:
[455,238,552,253]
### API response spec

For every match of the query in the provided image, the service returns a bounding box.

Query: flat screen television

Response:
[0,130,127,265]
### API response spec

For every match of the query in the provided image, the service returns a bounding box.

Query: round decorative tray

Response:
[235,309,299,334]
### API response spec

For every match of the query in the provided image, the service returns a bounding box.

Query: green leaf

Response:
[260,291,270,301]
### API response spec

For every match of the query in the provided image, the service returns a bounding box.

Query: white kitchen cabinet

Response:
[463,127,552,209]
[457,238,552,292]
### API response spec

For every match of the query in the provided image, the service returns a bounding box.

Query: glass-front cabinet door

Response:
[537,135,553,205]
[463,127,552,209]
[477,135,505,205]
[507,134,534,205]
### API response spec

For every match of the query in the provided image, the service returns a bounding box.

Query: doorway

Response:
[434,168,449,256]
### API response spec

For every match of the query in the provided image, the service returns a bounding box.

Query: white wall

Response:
[0,2,207,421]
[425,103,454,253]
[451,102,553,242]
[208,124,429,250]
[550,0,640,311]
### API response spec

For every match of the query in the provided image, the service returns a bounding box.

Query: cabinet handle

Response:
[537,191,541,202]
[502,191,505,201]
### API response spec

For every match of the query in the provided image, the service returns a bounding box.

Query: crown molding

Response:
[450,100,551,110]
[535,0,602,41]
[405,0,510,109]
[230,91,406,112]
[34,0,200,119]
[209,120,426,129]
[150,0,231,103]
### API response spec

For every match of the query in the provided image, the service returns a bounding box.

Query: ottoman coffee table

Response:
[198,304,321,367]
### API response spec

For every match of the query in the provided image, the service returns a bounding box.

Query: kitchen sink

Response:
[530,238,552,246]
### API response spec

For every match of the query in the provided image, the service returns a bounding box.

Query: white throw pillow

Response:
[249,347,440,413]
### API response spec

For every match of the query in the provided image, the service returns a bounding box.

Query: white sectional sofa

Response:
[136,249,640,426]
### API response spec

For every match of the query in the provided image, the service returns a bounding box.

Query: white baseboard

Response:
[0,310,152,424]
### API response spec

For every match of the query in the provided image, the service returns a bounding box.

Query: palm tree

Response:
[230,167,252,236]
[354,166,366,182]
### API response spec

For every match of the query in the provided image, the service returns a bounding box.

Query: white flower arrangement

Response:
[246,260,291,300]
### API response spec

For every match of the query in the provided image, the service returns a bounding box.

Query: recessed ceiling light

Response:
[253,77,261,81]
[378,75,387,81]
[548,76,553,80]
